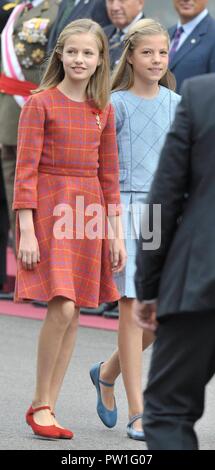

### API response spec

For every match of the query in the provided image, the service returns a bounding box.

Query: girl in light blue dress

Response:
[90,18,181,440]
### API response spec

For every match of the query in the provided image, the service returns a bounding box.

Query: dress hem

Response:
[13,293,120,308]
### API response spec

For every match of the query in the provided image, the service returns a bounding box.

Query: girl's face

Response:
[60,33,101,83]
[128,34,169,85]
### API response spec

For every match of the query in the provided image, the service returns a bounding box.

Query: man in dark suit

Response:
[48,0,111,52]
[104,0,145,69]
[134,73,215,449]
[169,0,215,93]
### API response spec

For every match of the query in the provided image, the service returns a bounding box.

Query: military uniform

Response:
[0,2,15,295]
[0,155,9,292]
[0,0,60,250]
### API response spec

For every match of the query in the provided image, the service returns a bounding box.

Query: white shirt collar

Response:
[31,0,44,6]
[178,8,208,35]
[122,11,144,35]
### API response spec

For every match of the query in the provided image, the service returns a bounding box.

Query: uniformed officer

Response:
[0,0,61,254]
[0,1,15,298]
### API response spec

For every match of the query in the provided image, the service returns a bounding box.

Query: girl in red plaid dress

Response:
[13,19,126,439]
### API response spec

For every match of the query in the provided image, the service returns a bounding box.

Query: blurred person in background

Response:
[0,1,15,299]
[48,0,111,52]
[104,0,145,69]
[0,155,10,299]
[0,0,60,256]
[169,0,215,92]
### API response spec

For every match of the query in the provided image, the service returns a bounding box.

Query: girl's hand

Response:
[109,238,127,273]
[18,229,40,270]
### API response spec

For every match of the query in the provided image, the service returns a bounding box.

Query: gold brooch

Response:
[95,113,101,130]
[92,109,102,130]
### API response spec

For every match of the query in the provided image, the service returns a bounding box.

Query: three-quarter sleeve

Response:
[98,104,122,216]
[12,95,45,210]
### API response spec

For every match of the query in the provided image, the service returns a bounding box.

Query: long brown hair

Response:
[111,18,176,93]
[33,19,111,109]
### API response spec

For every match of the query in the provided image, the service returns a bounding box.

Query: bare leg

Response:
[118,298,143,429]
[100,298,154,430]
[49,307,80,427]
[32,296,77,426]
[98,350,121,410]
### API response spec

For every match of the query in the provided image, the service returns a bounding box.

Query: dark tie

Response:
[169,26,184,63]
[109,29,124,50]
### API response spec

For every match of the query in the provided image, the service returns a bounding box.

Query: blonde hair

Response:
[111,18,176,92]
[33,19,110,109]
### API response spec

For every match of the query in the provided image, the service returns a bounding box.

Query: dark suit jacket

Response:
[169,14,215,93]
[48,0,111,51]
[135,73,215,318]
[0,1,14,33]
[104,12,145,69]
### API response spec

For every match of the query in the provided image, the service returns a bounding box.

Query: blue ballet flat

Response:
[89,361,117,428]
[127,414,145,441]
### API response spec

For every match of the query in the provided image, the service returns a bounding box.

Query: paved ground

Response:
[0,313,215,450]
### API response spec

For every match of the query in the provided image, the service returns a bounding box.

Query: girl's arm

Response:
[108,214,124,240]
[98,103,122,217]
[18,209,40,270]
[98,104,127,272]
[108,214,127,273]
[13,95,45,269]
[13,94,45,211]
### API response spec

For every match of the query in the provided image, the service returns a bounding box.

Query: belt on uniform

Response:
[0,73,37,96]
[38,165,98,177]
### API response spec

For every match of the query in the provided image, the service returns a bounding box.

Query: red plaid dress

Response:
[13,87,121,307]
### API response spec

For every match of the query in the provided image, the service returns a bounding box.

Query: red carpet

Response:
[0,248,118,332]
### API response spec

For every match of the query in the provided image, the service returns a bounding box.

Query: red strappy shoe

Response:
[26,405,60,439]
[51,412,74,439]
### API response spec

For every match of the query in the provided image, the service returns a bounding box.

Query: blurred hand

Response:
[109,238,127,273]
[133,299,158,332]
[18,229,40,270]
